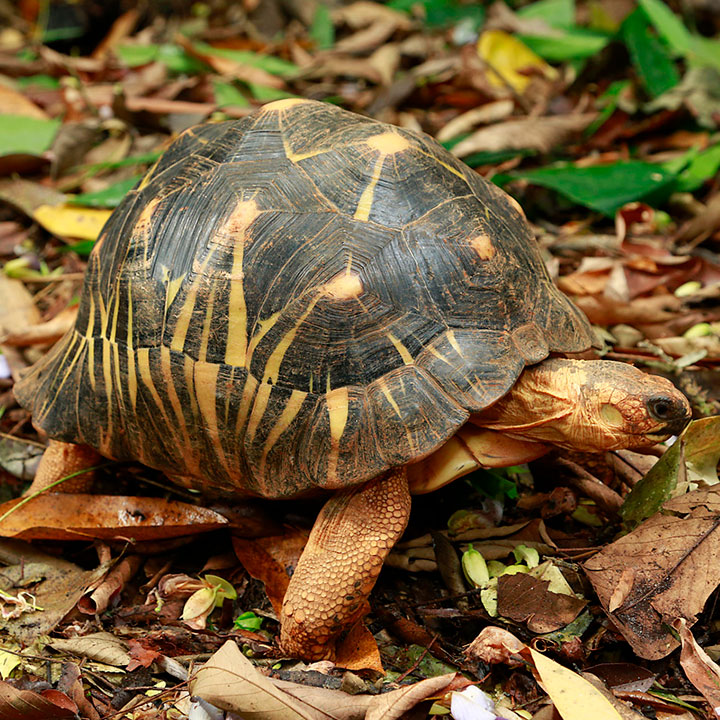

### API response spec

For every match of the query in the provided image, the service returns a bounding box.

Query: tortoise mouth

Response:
[643,418,690,443]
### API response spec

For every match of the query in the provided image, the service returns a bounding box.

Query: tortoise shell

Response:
[16,99,593,498]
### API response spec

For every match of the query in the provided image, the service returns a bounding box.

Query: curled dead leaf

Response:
[451,114,596,157]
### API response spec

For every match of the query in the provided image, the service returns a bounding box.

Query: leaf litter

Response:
[0,0,719,718]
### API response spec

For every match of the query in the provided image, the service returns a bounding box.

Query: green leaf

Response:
[234,610,263,631]
[518,28,610,61]
[515,161,677,216]
[516,0,575,28]
[675,144,720,193]
[622,9,679,98]
[388,0,484,29]
[621,417,720,530]
[463,149,535,167]
[586,80,630,136]
[15,75,61,90]
[467,469,518,500]
[688,35,720,72]
[194,43,299,75]
[246,83,297,102]
[62,240,95,257]
[310,4,335,50]
[84,151,162,173]
[115,44,206,73]
[213,80,250,108]
[638,0,692,55]
[67,176,141,208]
[0,114,61,157]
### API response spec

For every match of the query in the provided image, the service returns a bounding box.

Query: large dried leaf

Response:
[0,683,77,719]
[451,114,594,157]
[191,639,335,719]
[585,485,720,659]
[49,632,131,667]
[0,494,228,540]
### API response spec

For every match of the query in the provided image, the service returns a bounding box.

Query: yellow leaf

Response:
[0,649,21,679]
[34,204,112,240]
[530,648,624,720]
[477,30,557,92]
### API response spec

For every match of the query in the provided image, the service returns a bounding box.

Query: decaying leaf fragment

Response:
[191,640,455,720]
[674,618,720,717]
[586,484,720,660]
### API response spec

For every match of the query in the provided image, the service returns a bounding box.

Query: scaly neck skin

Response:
[470,360,578,446]
[470,358,691,452]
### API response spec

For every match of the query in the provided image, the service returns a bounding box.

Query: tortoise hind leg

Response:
[26,440,102,495]
[280,467,411,660]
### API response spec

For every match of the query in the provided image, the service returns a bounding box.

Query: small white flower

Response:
[451,685,497,720]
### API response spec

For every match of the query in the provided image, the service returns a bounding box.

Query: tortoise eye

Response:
[647,397,676,421]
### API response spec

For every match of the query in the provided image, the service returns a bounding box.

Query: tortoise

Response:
[15,98,691,660]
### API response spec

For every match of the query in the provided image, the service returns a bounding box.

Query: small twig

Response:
[555,458,623,515]
[394,634,439,683]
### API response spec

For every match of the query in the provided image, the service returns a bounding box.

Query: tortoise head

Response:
[579,359,691,449]
[474,358,691,452]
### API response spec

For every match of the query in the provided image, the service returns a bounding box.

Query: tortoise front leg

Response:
[280,467,411,660]
[26,440,101,495]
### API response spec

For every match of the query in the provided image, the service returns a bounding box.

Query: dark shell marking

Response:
[15,99,593,498]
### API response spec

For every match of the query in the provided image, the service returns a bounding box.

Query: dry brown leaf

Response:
[302,56,382,84]
[78,555,142,614]
[0,539,112,642]
[177,36,286,89]
[0,683,78,719]
[365,674,455,720]
[654,334,720,359]
[585,485,720,659]
[497,573,587,632]
[333,619,384,673]
[334,21,399,54]
[92,9,139,60]
[0,494,228,541]
[49,632,132,667]
[333,2,412,30]
[37,46,105,73]
[436,100,514,142]
[271,679,371,720]
[572,294,684,326]
[367,44,400,86]
[675,194,720,247]
[232,534,302,614]
[1,307,77,347]
[451,114,596,157]
[464,626,526,667]
[674,618,720,716]
[0,84,48,118]
[190,639,323,719]
[0,275,40,336]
